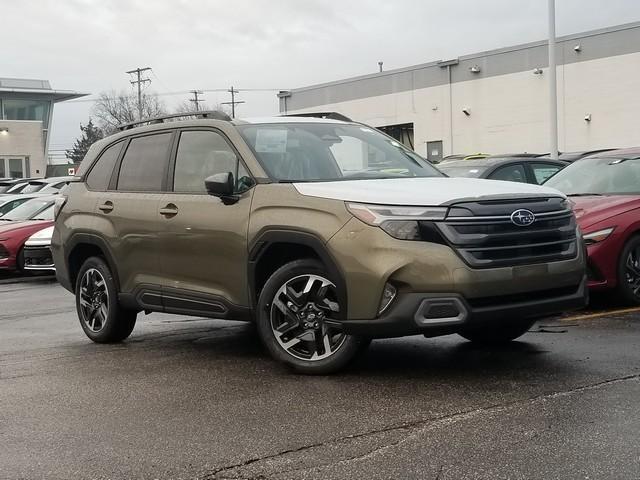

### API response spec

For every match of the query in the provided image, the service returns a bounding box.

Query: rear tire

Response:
[256,259,366,374]
[616,236,640,305]
[458,318,536,344]
[75,256,137,343]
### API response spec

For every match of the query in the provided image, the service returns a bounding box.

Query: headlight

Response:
[582,227,614,245]
[346,203,448,240]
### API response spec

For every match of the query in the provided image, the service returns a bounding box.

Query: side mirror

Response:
[205,172,234,196]
[204,172,238,204]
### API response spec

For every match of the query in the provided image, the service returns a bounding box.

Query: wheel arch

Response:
[248,229,348,318]
[66,233,121,292]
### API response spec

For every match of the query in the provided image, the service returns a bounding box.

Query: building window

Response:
[2,99,51,127]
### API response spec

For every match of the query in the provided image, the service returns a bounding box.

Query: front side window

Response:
[117,133,172,192]
[238,123,441,182]
[173,130,249,193]
[490,164,527,183]
[87,141,123,191]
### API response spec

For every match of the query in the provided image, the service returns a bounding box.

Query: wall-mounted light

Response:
[0,127,9,135]
[584,114,592,122]
[469,65,481,73]
[573,44,582,52]
[462,108,471,116]
[533,67,544,75]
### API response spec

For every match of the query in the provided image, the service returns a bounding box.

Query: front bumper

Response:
[23,246,56,272]
[339,277,588,338]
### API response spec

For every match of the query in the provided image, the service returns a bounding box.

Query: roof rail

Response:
[116,110,232,131]
[283,112,353,122]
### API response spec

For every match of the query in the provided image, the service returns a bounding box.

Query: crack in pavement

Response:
[200,373,640,480]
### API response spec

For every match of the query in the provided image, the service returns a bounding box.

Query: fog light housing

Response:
[378,283,397,314]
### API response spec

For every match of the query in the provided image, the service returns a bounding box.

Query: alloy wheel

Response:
[79,268,110,333]
[270,274,346,361]
[625,247,640,298]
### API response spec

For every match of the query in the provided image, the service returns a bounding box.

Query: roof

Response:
[0,77,88,102]
[581,147,640,159]
[439,157,566,169]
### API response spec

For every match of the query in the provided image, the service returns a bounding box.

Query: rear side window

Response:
[531,162,563,184]
[87,141,124,191]
[173,130,240,193]
[117,133,172,192]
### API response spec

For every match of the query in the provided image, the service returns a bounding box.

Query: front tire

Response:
[616,236,640,305]
[458,318,536,344]
[256,259,366,374]
[75,256,137,343]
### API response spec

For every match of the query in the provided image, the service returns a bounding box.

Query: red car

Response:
[545,147,640,303]
[0,220,54,271]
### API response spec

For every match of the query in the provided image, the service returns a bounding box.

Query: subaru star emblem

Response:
[510,209,536,226]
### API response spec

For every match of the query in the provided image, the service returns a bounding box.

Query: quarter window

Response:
[87,141,123,191]
[117,133,172,192]
[173,130,244,193]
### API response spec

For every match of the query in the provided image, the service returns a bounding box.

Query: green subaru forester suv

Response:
[52,113,587,373]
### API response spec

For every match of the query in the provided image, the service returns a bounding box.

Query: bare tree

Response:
[92,90,167,134]
[173,100,230,115]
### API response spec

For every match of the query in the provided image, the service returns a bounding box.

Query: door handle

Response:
[98,201,113,213]
[159,204,179,217]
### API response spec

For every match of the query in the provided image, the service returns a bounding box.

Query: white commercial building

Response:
[279,22,640,162]
[0,78,87,178]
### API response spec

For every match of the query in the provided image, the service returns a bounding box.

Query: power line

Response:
[64,87,285,104]
[125,67,152,120]
[189,90,204,111]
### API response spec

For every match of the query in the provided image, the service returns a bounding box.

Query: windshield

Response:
[1,199,53,221]
[545,157,640,195]
[238,123,442,182]
[31,205,54,221]
[21,182,46,194]
[437,165,487,178]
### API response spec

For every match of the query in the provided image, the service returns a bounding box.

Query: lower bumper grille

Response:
[24,246,54,269]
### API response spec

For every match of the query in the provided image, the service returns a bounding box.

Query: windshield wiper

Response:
[567,193,604,197]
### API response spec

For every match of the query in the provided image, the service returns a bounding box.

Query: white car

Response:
[23,225,55,272]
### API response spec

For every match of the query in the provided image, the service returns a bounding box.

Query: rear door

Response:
[94,131,174,297]
[157,128,255,315]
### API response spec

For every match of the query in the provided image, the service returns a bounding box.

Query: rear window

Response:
[20,182,46,194]
[438,165,487,178]
[117,133,172,192]
[87,141,124,191]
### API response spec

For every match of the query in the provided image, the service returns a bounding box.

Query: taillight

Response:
[54,196,68,220]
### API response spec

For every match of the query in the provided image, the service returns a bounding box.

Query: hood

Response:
[571,195,640,229]
[0,220,53,240]
[293,177,564,206]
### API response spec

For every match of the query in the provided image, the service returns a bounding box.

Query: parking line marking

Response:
[560,306,640,322]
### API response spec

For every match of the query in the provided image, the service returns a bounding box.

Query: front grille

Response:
[23,246,54,267]
[436,197,578,268]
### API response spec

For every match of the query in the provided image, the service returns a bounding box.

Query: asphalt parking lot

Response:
[1,277,640,480]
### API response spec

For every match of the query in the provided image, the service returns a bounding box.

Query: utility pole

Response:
[548,0,559,160]
[126,67,152,120]
[189,90,204,111]
[221,86,245,118]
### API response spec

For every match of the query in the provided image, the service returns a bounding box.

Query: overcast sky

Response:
[4,0,640,154]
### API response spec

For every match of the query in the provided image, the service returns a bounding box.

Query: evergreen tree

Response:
[66,119,104,163]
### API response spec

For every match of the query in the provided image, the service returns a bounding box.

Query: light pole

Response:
[548,0,559,160]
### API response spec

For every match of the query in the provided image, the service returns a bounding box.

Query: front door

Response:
[157,129,254,316]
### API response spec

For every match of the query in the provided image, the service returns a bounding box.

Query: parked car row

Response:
[0,176,71,274]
